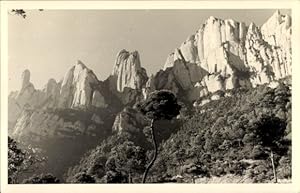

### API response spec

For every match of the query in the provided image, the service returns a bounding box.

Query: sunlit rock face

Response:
[154,10,291,101]
[58,60,107,109]
[177,35,199,64]
[112,49,148,92]
[158,16,252,101]
[261,10,292,79]
[195,16,247,71]
[245,12,291,87]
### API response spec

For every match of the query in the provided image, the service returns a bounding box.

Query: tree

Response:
[10,9,27,18]
[105,141,146,183]
[67,172,95,183]
[182,163,205,183]
[251,115,286,183]
[22,173,59,184]
[105,170,127,183]
[10,9,43,18]
[137,90,181,183]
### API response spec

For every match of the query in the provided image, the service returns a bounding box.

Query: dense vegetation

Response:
[65,81,291,183]
[8,137,47,183]
[152,82,291,183]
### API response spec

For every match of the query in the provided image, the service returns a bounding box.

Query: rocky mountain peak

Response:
[152,11,291,104]
[20,69,33,92]
[58,60,105,108]
[113,49,141,75]
[111,49,148,92]
[76,59,86,67]
[261,10,291,45]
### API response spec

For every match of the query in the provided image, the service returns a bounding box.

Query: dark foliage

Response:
[67,172,96,183]
[137,90,181,121]
[10,9,43,18]
[66,82,291,183]
[22,173,59,184]
[151,83,291,182]
[8,137,45,183]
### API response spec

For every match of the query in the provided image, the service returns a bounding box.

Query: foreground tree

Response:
[137,90,181,183]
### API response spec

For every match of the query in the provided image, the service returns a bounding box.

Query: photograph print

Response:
[6,8,292,184]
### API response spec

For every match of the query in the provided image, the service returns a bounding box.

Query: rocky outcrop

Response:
[112,107,148,134]
[261,10,291,49]
[157,16,252,101]
[12,109,106,142]
[196,17,247,68]
[91,90,107,108]
[58,60,107,109]
[111,49,148,92]
[245,16,291,87]
[8,70,45,129]
[144,68,181,99]
[261,10,292,79]
[152,10,291,102]
[8,61,109,130]
[41,78,61,108]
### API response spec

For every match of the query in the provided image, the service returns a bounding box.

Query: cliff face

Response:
[148,10,291,102]
[58,60,107,109]
[112,107,148,134]
[111,49,148,92]
[245,15,291,86]
[12,109,104,142]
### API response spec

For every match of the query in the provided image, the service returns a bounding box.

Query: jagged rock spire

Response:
[112,49,148,92]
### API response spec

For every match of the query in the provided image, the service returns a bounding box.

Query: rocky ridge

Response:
[9,11,291,127]
[146,10,291,104]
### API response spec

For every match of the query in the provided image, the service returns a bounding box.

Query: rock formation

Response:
[58,60,107,109]
[112,107,148,134]
[111,49,148,92]
[8,60,110,131]
[150,10,291,102]
[8,69,45,129]
[12,109,106,142]
[261,10,292,78]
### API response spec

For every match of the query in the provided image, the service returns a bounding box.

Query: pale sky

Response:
[8,9,291,92]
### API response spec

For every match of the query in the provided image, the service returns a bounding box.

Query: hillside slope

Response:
[65,80,291,183]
